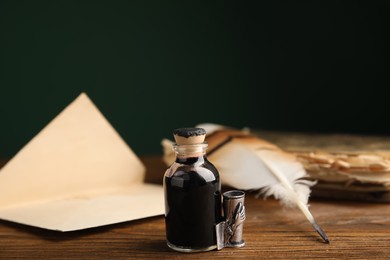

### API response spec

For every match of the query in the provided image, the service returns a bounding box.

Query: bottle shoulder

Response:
[164,156,219,181]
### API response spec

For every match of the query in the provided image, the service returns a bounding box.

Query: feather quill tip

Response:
[312,222,330,243]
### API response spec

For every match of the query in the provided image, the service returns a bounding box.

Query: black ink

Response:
[164,156,222,250]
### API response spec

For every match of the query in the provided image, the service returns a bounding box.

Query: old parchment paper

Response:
[0,93,164,231]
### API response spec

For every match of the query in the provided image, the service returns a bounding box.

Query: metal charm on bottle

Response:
[216,190,246,250]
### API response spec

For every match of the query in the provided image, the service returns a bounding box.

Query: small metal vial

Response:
[163,128,222,252]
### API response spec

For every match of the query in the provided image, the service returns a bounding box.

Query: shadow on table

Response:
[0,215,164,241]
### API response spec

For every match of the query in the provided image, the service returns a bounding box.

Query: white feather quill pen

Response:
[162,124,329,243]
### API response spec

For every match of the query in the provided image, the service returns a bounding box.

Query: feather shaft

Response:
[258,150,330,243]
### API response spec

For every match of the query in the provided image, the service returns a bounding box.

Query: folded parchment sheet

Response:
[255,131,390,202]
[0,93,164,231]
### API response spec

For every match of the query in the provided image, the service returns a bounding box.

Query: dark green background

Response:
[1,1,389,156]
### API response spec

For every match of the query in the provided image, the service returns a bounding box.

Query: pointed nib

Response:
[312,222,330,243]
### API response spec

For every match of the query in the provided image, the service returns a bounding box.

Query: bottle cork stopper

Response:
[173,128,206,145]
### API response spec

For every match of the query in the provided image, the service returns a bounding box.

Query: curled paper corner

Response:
[0,92,164,231]
[196,123,251,136]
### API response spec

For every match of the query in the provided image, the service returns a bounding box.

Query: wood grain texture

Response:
[1,156,390,259]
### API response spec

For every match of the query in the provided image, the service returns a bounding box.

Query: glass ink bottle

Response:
[163,127,222,252]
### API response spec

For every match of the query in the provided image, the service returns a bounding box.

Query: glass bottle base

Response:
[167,240,217,253]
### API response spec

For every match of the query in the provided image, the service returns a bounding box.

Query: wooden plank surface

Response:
[0,156,390,259]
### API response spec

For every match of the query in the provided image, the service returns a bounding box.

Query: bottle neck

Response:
[173,143,208,159]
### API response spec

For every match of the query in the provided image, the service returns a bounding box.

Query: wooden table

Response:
[1,156,390,259]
